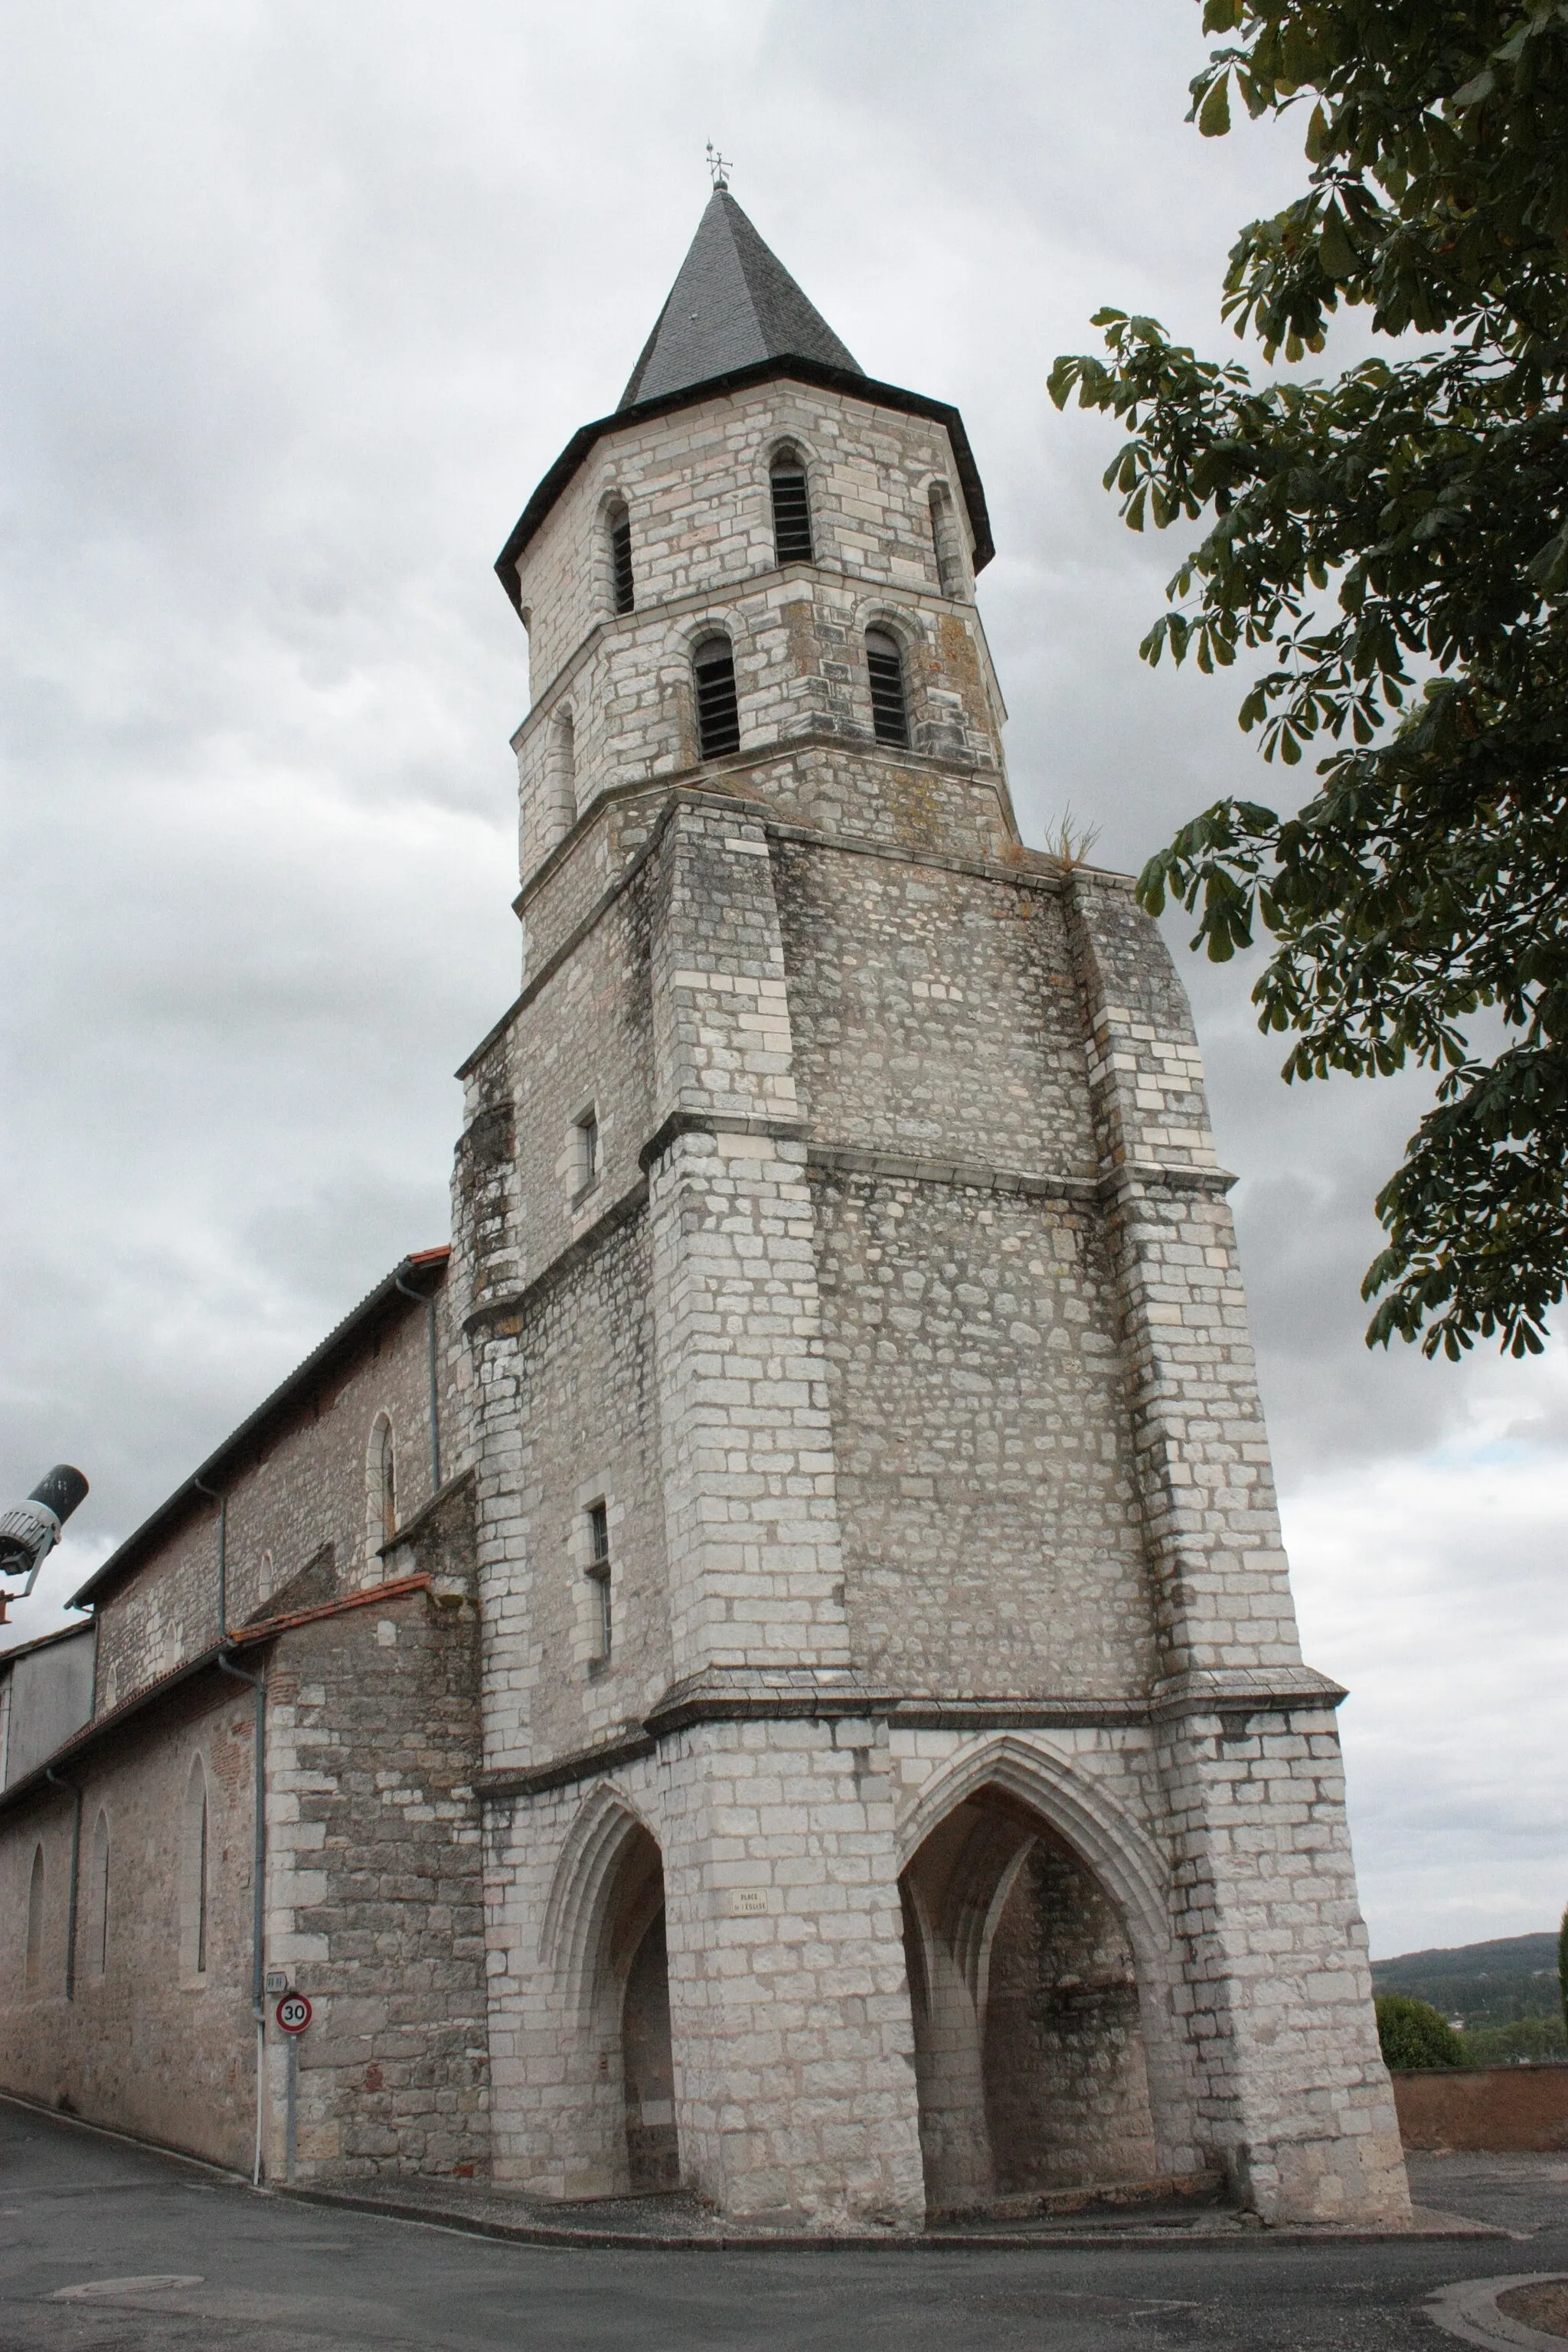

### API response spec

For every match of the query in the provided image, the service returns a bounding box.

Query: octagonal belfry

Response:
[451,185,1410,2229]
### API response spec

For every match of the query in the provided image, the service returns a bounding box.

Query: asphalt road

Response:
[2,2099,1564,2351]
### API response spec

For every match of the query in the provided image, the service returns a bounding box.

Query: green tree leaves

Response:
[1053,1,1568,1357]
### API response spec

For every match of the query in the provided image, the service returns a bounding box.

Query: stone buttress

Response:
[447,185,1409,2228]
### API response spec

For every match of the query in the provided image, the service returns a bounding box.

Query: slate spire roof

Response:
[619,189,862,411]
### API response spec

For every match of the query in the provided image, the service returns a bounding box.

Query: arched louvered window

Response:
[865,628,910,747]
[24,1844,44,1990]
[607,499,634,616]
[929,481,964,596]
[694,635,740,760]
[770,451,813,566]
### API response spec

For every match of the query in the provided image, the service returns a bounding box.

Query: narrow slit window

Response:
[88,1811,109,1979]
[929,480,964,596]
[181,1759,209,1982]
[694,636,740,760]
[577,1106,599,1194]
[547,707,577,838]
[586,1500,612,1659]
[24,1844,44,1990]
[609,503,635,616]
[866,629,910,747]
[195,1788,208,1975]
[380,1421,397,1545]
[770,454,813,565]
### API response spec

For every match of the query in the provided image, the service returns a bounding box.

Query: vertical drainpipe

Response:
[45,1766,83,2002]
[219,1649,266,2186]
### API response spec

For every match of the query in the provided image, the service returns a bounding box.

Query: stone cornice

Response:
[1149,1667,1348,1720]
[1099,1161,1238,1200]
[475,1671,1349,1801]
[462,1129,1248,1343]
[808,1142,1098,1207]
[639,1108,808,1174]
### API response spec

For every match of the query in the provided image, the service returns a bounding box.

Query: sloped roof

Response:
[494,189,995,605]
[67,1250,449,1612]
[618,189,862,409]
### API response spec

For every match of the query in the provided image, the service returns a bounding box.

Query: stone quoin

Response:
[0,185,1410,2231]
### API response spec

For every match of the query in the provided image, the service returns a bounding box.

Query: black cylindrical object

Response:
[28,1465,89,1525]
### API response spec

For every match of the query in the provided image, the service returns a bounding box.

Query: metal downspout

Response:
[44,1767,82,2002]
[218,1651,266,2185]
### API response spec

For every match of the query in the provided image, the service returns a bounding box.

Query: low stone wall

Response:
[1393,2062,1568,2152]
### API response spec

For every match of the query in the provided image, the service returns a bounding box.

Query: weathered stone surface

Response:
[0,214,1407,2232]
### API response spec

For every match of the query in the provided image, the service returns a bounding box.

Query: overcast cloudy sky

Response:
[3,0,1563,1962]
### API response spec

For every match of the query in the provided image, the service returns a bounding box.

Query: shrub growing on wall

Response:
[1376,1993,1468,2071]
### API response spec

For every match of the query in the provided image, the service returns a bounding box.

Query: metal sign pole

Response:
[285,2034,297,2186]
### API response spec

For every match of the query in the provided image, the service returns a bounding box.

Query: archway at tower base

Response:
[900,1786,1158,2213]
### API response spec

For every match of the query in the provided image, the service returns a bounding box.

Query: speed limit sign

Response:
[275,1992,312,2035]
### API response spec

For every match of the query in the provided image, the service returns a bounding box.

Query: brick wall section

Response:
[774,840,1093,1171]
[262,1482,488,2183]
[0,1680,258,2171]
[645,801,852,1687]
[1393,2064,1568,2153]
[813,1174,1152,1695]
[477,1209,674,1773]
[96,1284,455,1716]
[984,1831,1158,2195]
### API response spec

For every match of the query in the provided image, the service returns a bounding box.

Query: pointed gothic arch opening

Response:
[900,1776,1158,2214]
[543,1792,679,2195]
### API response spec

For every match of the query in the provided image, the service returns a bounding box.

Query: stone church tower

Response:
[451,185,1409,2230]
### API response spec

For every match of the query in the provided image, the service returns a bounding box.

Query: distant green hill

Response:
[1371,1932,1561,2030]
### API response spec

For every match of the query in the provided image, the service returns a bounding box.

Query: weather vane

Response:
[706,142,732,191]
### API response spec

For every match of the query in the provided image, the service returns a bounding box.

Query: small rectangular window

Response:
[577,1107,599,1194]
[586,1501,611,1659]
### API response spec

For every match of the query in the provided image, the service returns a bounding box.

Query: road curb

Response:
[277,2178,1511,2256]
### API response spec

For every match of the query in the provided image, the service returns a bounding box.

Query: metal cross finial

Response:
[706,142,732,191]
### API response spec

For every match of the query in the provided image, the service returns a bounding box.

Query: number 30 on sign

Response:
[276,1992,312,2035]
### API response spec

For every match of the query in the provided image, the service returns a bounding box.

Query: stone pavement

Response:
[281,2156,1505,2252]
